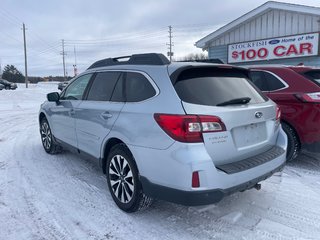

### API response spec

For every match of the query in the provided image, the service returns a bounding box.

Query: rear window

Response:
[302,71,320,86]
[173,67,267,106]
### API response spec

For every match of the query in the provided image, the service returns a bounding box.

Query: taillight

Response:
[295,92,320,103]
[154,114,226,143]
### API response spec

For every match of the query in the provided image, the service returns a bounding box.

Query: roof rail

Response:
[87,53,170,69]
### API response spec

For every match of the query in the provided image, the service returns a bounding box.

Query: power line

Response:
[0,28,23,44]
[28,63,62,70]
[2,23,212,76]
[27,29,61,53]
[0,8,60,58]
[64,29,167,44]
[0,8,22,27]
[27,44,61,57]
[65,27,167,42]
[0,27,61,58]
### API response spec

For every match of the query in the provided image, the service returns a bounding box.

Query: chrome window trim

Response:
[92,69,160,103]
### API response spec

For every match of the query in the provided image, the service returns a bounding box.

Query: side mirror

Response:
[47,92,60,102]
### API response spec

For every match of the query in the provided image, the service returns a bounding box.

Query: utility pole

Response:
[61,39,66,80]
[166,25,174,62]
[73,46,78,77]
[22,23,28,88]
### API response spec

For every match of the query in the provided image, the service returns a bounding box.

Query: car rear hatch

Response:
[171,66,280,166]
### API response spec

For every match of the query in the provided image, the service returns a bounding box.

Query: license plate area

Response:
[232,122,267,148]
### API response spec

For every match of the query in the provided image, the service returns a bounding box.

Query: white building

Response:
[196,1,320,66]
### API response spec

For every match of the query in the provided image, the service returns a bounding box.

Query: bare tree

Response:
[180,53,208,61]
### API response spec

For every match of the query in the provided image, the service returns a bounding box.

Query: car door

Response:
[49,74,93,147]
[75,71,125,159]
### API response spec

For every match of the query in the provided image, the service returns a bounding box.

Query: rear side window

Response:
[250,71,286,91]
[125,72,156,102]
[173,67,266,106]
[87,72,121,101]
[263,72,286,91]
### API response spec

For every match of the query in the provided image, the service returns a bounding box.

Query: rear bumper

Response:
[130,127,287,206]
[140,163,285,206]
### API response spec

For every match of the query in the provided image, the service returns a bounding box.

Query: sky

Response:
[1,0,320,77]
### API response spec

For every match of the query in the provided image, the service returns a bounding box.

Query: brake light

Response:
[295,92,320,103]
[154,114,226,143]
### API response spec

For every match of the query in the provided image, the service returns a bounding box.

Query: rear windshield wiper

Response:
[216,97,251,106]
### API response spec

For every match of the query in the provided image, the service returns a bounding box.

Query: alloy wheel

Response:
[41,121,52,150]
[108,155,135,203]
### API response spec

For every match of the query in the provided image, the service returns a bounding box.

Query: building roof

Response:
[195,1,320,49]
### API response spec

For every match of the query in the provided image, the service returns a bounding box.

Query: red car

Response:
[248,65,320,161]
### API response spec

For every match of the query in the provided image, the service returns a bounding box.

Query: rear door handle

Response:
[101,111,113,119]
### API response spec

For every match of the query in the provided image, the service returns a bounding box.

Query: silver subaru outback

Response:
[39,53,287,212]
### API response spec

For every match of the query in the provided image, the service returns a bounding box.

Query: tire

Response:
[5,86,9,90]
[106,144,152,212]
[282,122,300,162]
[40,118,62,154]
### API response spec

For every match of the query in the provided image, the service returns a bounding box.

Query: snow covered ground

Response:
[0,83,320,240]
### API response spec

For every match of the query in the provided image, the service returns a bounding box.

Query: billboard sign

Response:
[228,32,319,63]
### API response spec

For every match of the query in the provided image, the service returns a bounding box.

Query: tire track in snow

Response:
[285,167,320,196]
[268,207,320,232]
[6,110,127,240]
[238,189,320,239]
[10,122,73,240]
